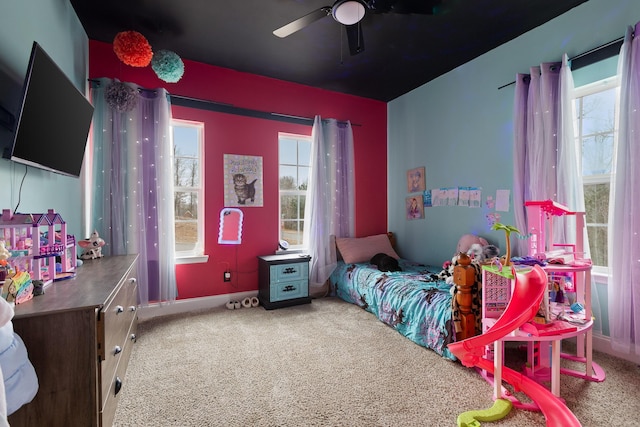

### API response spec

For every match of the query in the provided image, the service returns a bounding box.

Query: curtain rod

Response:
[497,36,625,90]
[171,94,359,127]
[89,79,358,127]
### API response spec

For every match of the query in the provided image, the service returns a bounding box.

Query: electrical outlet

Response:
[223,271,231,282]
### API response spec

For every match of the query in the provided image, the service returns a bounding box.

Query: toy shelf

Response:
[0,209,76,291]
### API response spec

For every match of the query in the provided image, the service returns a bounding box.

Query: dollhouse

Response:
[481,200,604,404]
[0,209,76,291]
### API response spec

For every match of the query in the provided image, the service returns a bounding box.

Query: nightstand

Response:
[258,254,312,309]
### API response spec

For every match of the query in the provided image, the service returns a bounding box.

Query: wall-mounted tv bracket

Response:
[0,104,15,132]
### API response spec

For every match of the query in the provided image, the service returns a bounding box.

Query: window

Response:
[172,120,205,260]
[278,133,311,248]
[573,77,617,270]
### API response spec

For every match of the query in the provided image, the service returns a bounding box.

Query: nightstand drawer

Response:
[270,263,308,283]
[271,279,308,301]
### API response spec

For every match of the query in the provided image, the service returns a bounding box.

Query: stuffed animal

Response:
[467,243,484,261]
[456,234,489,254]
[467,243,500,263]
[438,253,465,285]
[0,242,10,264]
[32,280,45,296]
[0,242,10,283]
[370,252,402,272]
[78,230,106,260]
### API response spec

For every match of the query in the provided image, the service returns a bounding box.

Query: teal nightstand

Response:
[258,254,312,309]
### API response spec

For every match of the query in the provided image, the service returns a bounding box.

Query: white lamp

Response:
[332,0,366,25]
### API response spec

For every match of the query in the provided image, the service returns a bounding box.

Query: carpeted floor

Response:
[113,297,640,426]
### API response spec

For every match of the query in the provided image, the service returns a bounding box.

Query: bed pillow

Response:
[336,234,400,264]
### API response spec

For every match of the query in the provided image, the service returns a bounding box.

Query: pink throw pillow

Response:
[336,234,400,264]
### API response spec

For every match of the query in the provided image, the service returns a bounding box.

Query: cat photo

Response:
[233,173,257,204]
[223,154,263,207]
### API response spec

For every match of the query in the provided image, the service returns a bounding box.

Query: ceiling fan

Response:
[273,0,444,56]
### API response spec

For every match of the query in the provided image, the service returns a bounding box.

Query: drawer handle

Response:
[283,285,297,292]
[114,345,122,355]
[115,377,123,395]
[283,267,297,275]
[130,333,137,343]
[116,305,124,314]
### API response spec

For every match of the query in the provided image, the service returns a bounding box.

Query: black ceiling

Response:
[69,0,589,102]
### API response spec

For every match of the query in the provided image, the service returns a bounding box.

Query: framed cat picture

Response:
[223,154,264,207]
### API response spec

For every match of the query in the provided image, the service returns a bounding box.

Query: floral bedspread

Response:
[330,259,458,360]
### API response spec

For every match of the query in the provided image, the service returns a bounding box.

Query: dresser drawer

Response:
[271,279,308,301]
[101,319,137,427]
[270,262,308,283]
[101,272,138,406]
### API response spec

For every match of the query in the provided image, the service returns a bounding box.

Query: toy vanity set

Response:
[0,209,105,304]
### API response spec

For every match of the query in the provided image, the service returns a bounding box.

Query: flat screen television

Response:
[5,41,94,178]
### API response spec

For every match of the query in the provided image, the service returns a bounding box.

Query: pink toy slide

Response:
[448,265,581,427]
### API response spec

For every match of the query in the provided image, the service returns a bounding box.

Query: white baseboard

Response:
[137,291,259,321]
[593,333,640,365]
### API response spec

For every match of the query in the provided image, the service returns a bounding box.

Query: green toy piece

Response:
[457,399,513,427]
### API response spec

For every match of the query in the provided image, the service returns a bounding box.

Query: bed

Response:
[328,233,482,361]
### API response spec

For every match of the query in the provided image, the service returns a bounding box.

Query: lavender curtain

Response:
[608,23,640,355]
[557,54,586,249]
[512,56,582,255]
[88,78,177,306]
[303,116,355,295]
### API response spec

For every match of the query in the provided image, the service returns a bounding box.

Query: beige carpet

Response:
[113,297,640,426]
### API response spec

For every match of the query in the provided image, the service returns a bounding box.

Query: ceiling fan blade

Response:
[273,7,332,38]
[345,23,365,55]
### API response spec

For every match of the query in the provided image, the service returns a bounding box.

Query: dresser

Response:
[8,254,139,427]
[258,254,311,309]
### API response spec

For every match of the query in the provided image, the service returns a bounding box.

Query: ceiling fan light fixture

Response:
[332,0,366,25]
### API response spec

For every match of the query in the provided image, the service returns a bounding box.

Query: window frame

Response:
[573,76,618,275]
[278,132,311,250]
[172,119,207,264]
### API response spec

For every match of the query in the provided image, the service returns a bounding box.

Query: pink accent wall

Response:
[89,40,387,299]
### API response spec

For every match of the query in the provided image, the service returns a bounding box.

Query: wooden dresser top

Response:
[12,254,139,319]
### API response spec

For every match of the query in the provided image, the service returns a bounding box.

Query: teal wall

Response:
[388,0,640,267]
[0,0,88,239]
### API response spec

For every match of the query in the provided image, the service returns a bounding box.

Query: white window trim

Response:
[574,77,618,278]
[173,119,207,263]
[278,132,311,251]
